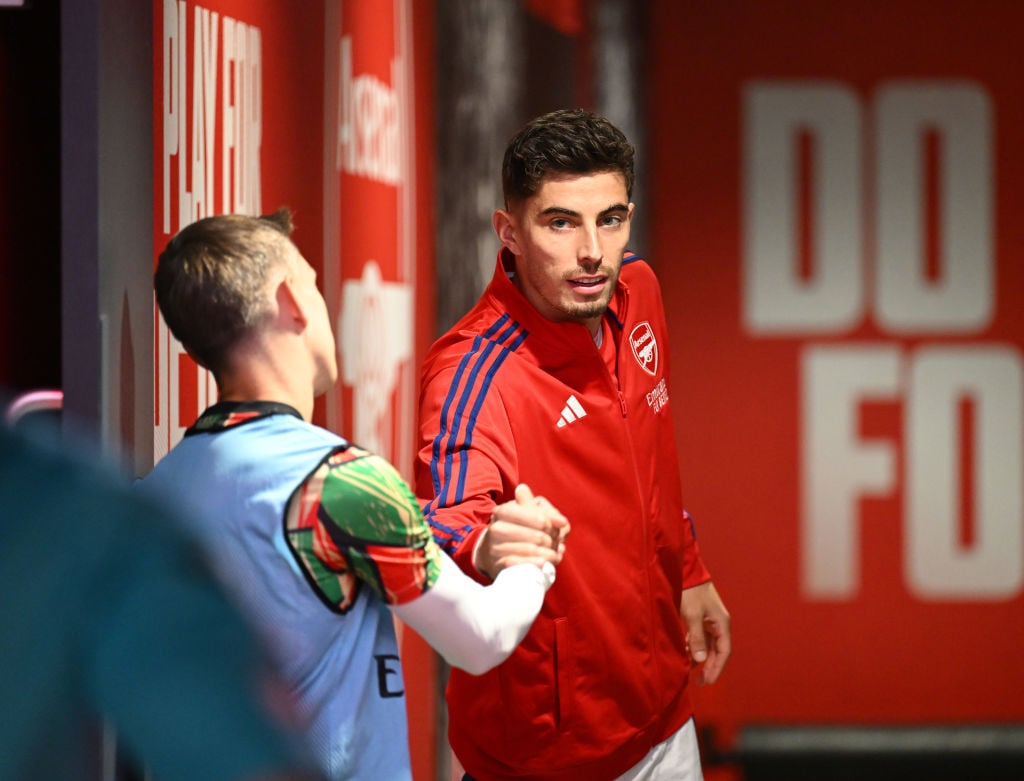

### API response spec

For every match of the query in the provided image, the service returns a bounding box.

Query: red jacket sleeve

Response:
[415,364,519,584]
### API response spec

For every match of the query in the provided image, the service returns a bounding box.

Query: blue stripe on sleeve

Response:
[424,314,527,547]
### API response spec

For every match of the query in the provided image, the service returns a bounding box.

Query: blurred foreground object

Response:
[0,420,321,781]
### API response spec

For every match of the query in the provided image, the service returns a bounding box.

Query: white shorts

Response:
[615,718,704,781]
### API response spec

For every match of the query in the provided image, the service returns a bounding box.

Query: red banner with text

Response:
[650,0,1024,741]
[322,0,422,483]
[152,0,325,457]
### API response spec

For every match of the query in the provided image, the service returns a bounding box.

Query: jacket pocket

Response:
[495,616,571,762]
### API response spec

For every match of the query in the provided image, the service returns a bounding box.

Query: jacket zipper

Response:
[611,357,661,713]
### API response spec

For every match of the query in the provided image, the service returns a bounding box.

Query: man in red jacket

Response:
[415,108,732,781]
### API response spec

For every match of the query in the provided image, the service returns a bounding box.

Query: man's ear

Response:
[493,209,521,255]
[276,276,308,330]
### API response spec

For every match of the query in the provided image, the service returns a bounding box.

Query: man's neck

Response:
[216,372,314,422]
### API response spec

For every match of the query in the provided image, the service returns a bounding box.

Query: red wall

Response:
[649,0,1024,746]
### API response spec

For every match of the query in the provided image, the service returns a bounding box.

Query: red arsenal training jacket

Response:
[415,248,713,780]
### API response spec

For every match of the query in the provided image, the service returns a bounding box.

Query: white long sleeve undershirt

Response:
[392,553,555,675]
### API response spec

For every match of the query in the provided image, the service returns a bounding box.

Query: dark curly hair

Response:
[501,108,635,206]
